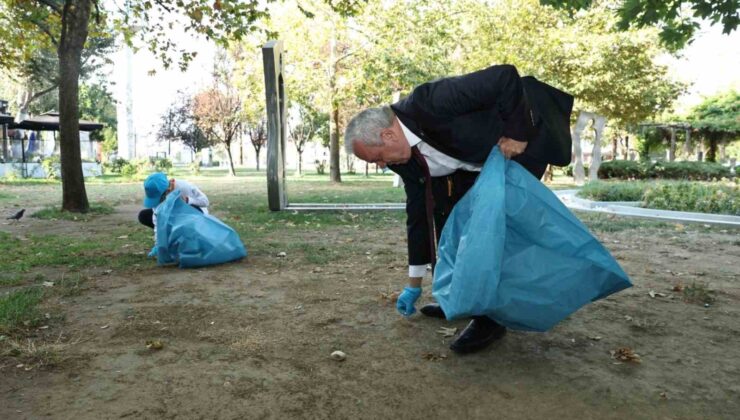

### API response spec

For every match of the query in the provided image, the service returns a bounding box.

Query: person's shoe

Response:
[419,304,446,319]
[449,316,506,354]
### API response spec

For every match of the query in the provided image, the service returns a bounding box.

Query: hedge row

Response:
[577,181,739,215]
[596,160,731,181]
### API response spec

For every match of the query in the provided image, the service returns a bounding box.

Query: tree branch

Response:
[29,17,59,46]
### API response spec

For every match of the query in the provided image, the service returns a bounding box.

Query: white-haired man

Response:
[345,64,573,354]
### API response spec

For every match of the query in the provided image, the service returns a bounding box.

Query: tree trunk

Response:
[329,107,341,182]
[706,138,717,162]
[623,135,630,159]
[239,134,244,165]
[255,149,260,171]
[58,0,92,212]
[297,152,303,176]
[225,142,236,176]
[612,136,618,160]
[328,31,341,183]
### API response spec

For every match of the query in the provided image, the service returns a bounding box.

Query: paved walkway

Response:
[555,189,740,227]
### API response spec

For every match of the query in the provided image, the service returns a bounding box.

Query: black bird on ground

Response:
[7,209,25,221]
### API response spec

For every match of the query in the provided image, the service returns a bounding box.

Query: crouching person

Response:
[138,172,209,257]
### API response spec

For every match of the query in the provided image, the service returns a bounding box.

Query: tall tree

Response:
[193,55,243,176]
[289,103,320,176]
[157,92,210,161]
[246,118,267,171]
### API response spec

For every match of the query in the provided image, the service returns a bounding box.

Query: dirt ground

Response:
[1,180,739,419]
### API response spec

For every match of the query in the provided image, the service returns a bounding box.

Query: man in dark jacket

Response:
[345,64,573,354]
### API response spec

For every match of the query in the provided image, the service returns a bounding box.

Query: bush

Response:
[150,157,172,174]
[652,161,730,180]
[597,160,732,181]
[315,159,327,175]
[642,182,739,215]
[597,160,645,179]
[578,181,646,202]
[41,156,61,179]
[103,158,129,174]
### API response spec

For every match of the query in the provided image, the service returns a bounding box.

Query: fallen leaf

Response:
[100,325,109,329]
[611,347,641,363]
[588,336,602,341]
[672,284,684,292]
[146,340,163,350]
[380,291,400,303]
[42,281,54,287]
[648,291,667,298]
[116,235,129,239]
[436,327,457,338]
[422,352,448,361]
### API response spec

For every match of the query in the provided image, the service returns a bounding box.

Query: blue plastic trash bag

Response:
[433,147,631,331]
[154,189,247,268]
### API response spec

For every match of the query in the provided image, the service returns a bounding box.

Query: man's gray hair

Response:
[344,106,395,155]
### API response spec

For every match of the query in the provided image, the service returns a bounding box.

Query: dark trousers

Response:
[138,205,203,229]
[431,154,547,239]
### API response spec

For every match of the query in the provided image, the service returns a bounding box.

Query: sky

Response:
[111,19,740,153]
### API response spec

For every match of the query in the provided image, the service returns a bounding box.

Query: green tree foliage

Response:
[463,0,685,126]
[541,0,740,51]
[686,90,739,161]
[78,81,116,142]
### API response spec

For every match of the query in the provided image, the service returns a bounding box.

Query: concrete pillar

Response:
[571,111,591,186]
[589,115,607,182]
[262,40,288,211]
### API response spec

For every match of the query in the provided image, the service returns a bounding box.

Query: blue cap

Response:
[143,172,169,208]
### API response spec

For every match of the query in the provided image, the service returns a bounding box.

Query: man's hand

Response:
[498,137,528,159]
[147,246,157,258]
[396,286,422,317]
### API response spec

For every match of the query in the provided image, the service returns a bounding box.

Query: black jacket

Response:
[388,65,574,267]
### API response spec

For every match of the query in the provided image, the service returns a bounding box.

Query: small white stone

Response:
[330,350,346,361]
[277,252,287,258]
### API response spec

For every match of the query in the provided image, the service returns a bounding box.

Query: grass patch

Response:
[576,212,672,233]
[0,230,154,273]
[0,273,25,287]
[32,203,115,220]
[682,282,716,305]
[0,288,44,333]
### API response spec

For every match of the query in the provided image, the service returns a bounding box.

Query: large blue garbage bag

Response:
[154,189,247,268]
[432,147,631,331]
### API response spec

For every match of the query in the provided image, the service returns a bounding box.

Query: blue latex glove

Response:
[396,286,422,317]
[147,246,157,258]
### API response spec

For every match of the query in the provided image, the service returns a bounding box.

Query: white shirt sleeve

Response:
[409,264,428,278]
[174,180,209,209]
[152,211,157,246]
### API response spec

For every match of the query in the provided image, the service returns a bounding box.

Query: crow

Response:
[7,209,25,221]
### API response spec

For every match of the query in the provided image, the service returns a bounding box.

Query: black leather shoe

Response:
[449,316,506,354]
[419,304,446,319]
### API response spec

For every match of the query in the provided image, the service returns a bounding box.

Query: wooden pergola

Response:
[638,122,692,161]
